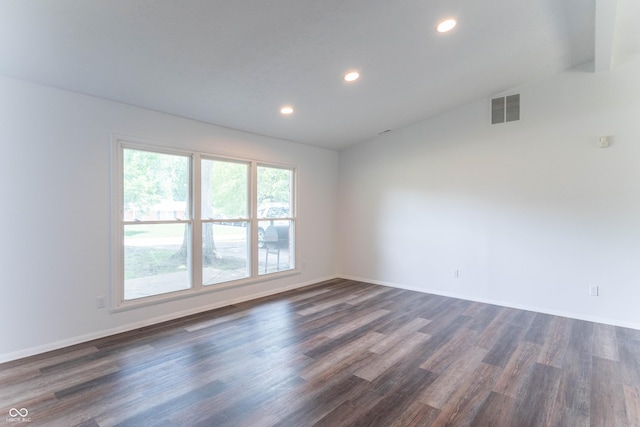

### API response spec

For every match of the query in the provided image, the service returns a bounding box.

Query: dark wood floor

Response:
[2,278,640,426]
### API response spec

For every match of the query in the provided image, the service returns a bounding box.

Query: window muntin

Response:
[115,141,297,307]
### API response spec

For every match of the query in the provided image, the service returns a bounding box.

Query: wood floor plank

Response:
[387,400,440,427]
[2,279,640,426]
[504,307,536,329]
[369,317,431,354]
[617,326,640,343]
[311,400,370,427]
[415,314,474,365]
[591,356,630,427]
[270,375,372,427]
[537,315,571,368]
[463,302,502,332]
[418,298,473,336]
[618,338,640,387]
[430,361,502,426]
[343,285,395,306]
[299,331,383,380]
[346,363,438,426]
[493,340,541,399]
[0,345,100,385]
[347,389,422,427]
[370,303,433,336]
[322,308,391,339]
[418,326,476,374]
[593,322,621,361]
[0,356,122,408]
[112,380,228,427]
[367,356,438,399]
[549,319,594,426]
[512,362,563,426]
[418,345,488,409]
[295,292,359,316]
[624,385,640,427]
[482,323,525,368]
[353,331,430,382]
[475,308,512,349]
[523,312,554,345]
[471,391,518,427]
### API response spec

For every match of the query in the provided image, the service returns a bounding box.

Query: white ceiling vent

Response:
[491,94,520,124]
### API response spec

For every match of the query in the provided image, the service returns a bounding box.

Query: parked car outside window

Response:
[258,203,290,248]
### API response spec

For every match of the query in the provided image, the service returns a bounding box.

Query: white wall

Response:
[339,54,640,329]
[0,76,338,362]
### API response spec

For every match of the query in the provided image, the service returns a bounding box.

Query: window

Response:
[258,165,294,275]
[114,139,297,308]
[201,158,250,285]
[122,148,192,300]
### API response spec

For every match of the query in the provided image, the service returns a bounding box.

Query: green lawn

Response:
[124,223,247,279]
[124,246,186,279]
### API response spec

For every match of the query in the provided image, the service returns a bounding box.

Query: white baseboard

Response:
[339,274,640,331]
[0,275,338,364]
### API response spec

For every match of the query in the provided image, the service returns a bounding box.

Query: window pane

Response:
[257,166,293,275]
[257,166,292,217]
[124,223,190,300]
[203,222,249,285]
[202,159,248,219]
[259,220,293,275]
[123,149,190,221]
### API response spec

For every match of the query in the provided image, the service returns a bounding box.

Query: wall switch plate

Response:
[589,285,599,297]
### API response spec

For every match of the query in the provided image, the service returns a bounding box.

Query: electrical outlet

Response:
[96,295,106,309]
[589,285,599,297]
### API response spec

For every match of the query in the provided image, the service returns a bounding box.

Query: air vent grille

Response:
[491,94,520,124]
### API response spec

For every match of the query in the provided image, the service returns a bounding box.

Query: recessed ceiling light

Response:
[280,106,294,115]
[344,71,360,82]
[436,18,456,33]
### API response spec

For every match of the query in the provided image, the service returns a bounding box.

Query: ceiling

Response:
[0,1,638,151]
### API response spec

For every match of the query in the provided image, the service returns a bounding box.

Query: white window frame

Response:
[111,136,299,311]
[256,163,296,276]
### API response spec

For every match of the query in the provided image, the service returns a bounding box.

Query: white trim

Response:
[192,152,202,292]
[250,162,259,277]
[110,136,123,309]
[0,275,339,364]
[112,269,302,313]
[594,0,618,73]
[339,274,640,331]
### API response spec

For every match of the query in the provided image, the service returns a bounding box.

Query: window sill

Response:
[111,269,301,313]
